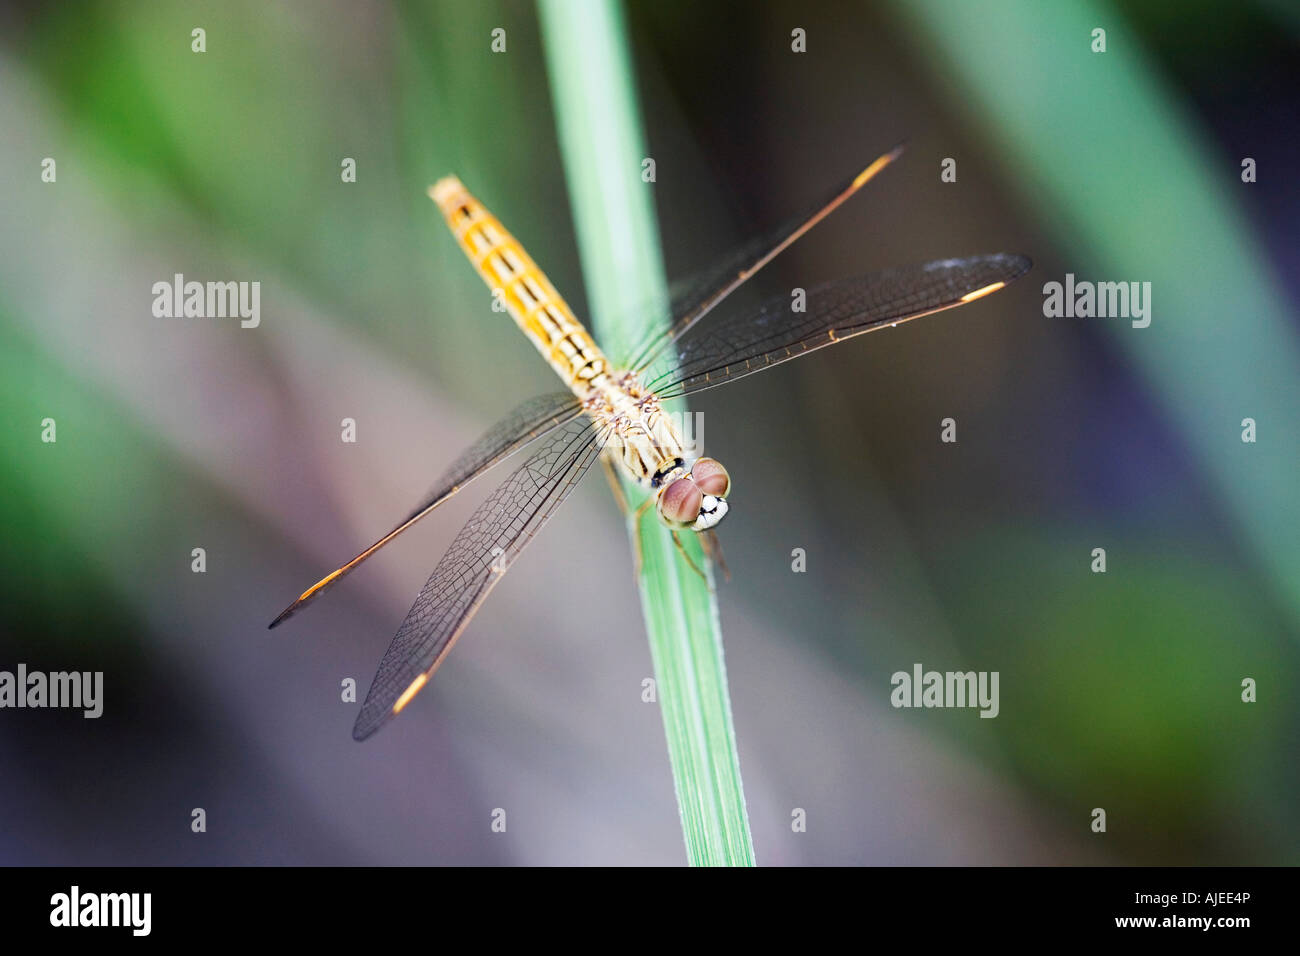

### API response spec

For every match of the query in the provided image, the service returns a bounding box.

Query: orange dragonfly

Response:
[269,145,1031,740]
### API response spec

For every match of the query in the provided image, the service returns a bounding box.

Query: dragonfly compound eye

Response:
[658,477,703,528]
[690,457,731,498]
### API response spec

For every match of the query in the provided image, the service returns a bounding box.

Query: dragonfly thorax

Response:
[590,372,687,486]
[587,373,732,532]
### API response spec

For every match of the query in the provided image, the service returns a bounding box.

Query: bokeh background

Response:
[1,0,1297,865]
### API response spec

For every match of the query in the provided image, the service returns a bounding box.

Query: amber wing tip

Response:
[852,144,906,190]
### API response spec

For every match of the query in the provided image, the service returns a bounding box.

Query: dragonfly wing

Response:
[352,415,608,741]
[268,391,583,629]
[624,146,904,370]
[645,253,1032,399]
[394,392,584,528]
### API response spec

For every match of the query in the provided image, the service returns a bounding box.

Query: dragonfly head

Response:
[656,458,731,532]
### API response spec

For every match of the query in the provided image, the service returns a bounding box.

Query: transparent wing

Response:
[642,254,1032,399]
[393,392,584,527]
[352,415,608,741]
[268,391,583,629]
[622,146,904,370]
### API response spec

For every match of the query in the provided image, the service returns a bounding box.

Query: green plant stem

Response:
[538,0,755,866]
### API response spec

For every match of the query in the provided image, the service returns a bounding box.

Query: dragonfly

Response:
[269,145,1031,741]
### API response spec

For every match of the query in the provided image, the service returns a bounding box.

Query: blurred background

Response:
[1,0,1297,865]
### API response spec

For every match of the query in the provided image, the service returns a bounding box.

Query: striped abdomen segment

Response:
[429,176,608,397]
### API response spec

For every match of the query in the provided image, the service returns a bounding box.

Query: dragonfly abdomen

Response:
[430,176,610,397]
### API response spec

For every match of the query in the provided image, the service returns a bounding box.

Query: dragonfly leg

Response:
[614,475,710,588]
[671,530,711,586]
[630,494,655,575]
[700,529,730,583]
[600,453,632,516]
[602,454,654,576]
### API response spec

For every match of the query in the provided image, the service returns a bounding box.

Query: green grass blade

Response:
[537,0,755,866]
